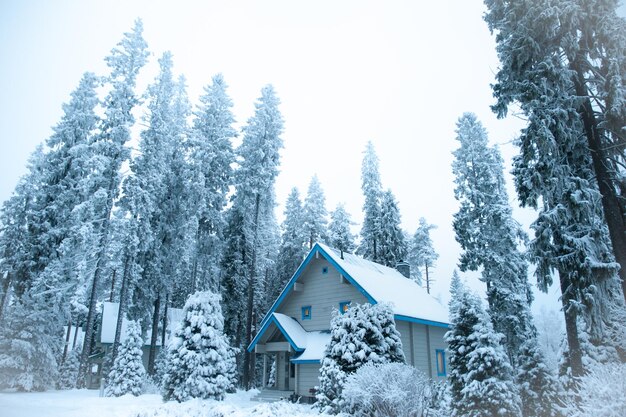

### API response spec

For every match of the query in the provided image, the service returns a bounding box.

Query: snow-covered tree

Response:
[446,279,522,417]
[105,320,146,397]
[272,188,307,302]
[221,85,284,388]
[188,73,236,292]
[302,175,328,249]
[161,291,235,402]
[358,141,383,263]
[57,347,81,390]
[452,113,539,365]
[317,302,404,414]
[377,190,407,268]
[78,19,149,383]
[407,217,438,289]
[328,203,356,256]
[517,341,562,417]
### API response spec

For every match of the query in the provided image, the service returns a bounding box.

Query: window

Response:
[322,266,329,274]
[301,306,312,320]
[436,349,446,376]
[339,301,351,314]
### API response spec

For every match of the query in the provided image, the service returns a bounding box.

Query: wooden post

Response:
[262,354,268,388]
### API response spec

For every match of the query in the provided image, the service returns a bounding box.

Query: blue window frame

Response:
[301,306,312,320]
[339,301,351,314]
[322,266,329,274]
[436,349,446,376]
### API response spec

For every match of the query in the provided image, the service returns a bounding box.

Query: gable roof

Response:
[255,243,449,335]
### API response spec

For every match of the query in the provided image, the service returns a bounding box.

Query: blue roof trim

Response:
[247,314,305,353]
[394,314,450,329]
[257,243,376,331]
[291,359,322,364]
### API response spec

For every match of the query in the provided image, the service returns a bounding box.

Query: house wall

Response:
[428,326,448,381]
[297,363,321,398]
[277,257,369,331]
[393,319,448,380]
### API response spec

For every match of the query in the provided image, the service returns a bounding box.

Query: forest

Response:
[0,1,625,417]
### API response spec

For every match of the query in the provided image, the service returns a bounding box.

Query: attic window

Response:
[322,267,329,274]
[436,349,446,376]
[302,306,312,320]
[339,301,351,314]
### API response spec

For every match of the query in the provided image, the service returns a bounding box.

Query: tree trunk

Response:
[72,320,80,349]
[559,269,584,378]
[571,61,626,304]
[109,269,117,302]
[111,255,132,364]
[0,273,11,324]
[147,296,161,375]
[243,193,261,389]
[425,262,430,294]
[161,294,169,347]
[62,318,72,364]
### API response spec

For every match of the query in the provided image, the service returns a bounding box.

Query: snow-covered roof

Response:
[316,243,449,325]
[100,302,184,345]
[269,313,330,363]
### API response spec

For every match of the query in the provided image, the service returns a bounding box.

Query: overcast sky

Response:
[3,1,623,313]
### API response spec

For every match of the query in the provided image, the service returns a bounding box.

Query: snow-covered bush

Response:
[57,347,81,390]
[316,302,404,414]
[161,291,236,402]
[342,362,431,417]
[105,320,146,397]
[565,363,626,417]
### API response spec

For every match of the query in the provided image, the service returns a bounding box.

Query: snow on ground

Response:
[0,389,328,417]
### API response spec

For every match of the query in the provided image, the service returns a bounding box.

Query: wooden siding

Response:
[428,326,448,381]
[277,257,368,331]
[297,363,321,397]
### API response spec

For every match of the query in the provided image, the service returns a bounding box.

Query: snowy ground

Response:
[0,389,327,417]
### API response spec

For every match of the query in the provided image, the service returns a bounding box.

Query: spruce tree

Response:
[317,302,404,414]
[358,141,383,263]
[407,217,438,290]
[105,320,146,397]
[78,19,149,384]
[57,347,81,390]
[302,175,329,248]
[328,203,356,256]
[446,279,521,417]
[161,291,235,402]
[378,189,407,268]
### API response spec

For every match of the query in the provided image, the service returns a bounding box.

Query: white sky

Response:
[3,1,623,313]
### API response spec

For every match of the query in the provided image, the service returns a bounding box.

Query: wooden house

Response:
[248,242,450,402]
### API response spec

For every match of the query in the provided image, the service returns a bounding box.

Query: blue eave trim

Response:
[291,359,322,364]
[394,314,450,329]
[247,314,305,353]
[256,243,376,331]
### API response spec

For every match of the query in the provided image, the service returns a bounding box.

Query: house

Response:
[248,242,450,402]
[86,302,184,389]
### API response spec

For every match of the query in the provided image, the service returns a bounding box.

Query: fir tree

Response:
[358,141,383,263]
[317,302,404,414]
[302,175,328,248]
[161,291,235,402]
[446,280,521,417]
[378,189,407,268]
[105,320,146,397]
[57,347,81,390]
[328,203,356,256]
[517,341,563,417]
[407,217,438,290]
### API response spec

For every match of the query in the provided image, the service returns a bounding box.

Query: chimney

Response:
[396,260,410,279]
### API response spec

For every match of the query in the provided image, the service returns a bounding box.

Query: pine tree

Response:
[78,19,149,384]
[317,302,404,414]
[358,141,383,263]
[222,85,283,388]
[377,190,407,268]
[446,280,521,417]
[189,73,236,292]
[517,341,563,417]
[407,217,438,290]
[57,346,81,390]
[161,291,235,402]
[105,320,146,397]
[451,113,539,365]
[328,203,356,256]
[302,175,328,248]
[484,0,626,305]
[272,188,307,302]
